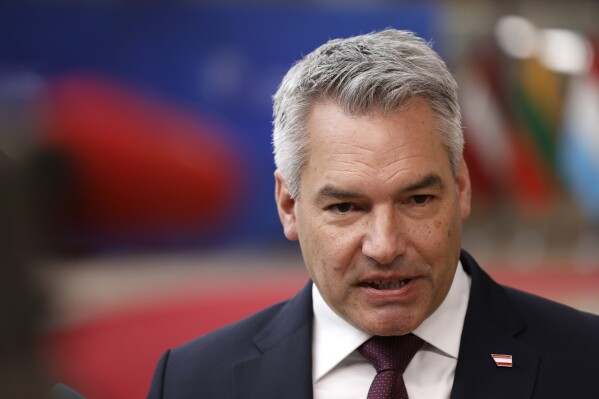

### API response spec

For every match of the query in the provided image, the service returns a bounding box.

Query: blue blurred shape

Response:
[0,4,438,249]
[560,72,599,220]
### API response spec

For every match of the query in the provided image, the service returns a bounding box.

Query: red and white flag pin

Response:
[491,354,513,368]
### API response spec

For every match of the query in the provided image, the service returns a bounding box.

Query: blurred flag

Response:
[507,58,558,212]
[515,57,561,170]
[461,61,512,205]
[461,48,554,213]
[559,47,599,220]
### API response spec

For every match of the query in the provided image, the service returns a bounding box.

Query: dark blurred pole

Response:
[0,152,48,399]
[27,146,78,256]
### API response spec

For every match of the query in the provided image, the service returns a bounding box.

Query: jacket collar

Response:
[451,250,540,399]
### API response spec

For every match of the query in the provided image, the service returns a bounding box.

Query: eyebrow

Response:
[314,173,445,203]
[403,173,445,192]
[314,185,362,203]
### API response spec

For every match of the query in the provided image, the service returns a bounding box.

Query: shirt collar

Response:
[311,260,471,382]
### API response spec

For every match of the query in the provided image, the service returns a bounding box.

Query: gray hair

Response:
[272,29,463,199]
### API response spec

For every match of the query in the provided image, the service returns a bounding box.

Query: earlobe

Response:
[456,158,472,219]
[274,171,299,241]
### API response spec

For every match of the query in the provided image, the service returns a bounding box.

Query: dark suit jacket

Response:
[147,250,599,398]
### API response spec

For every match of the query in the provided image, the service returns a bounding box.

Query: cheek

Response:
[302,226,362,285]
[314,229,361,284]
[411,218,447,250]
[423,209,462,285]
[430,200,462,243]
[409,212,459,266]
[327,230,362,269]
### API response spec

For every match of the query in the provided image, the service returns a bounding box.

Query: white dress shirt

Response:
[312,261,471,399]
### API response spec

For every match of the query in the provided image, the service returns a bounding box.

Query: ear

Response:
[274,170,299,241]
[455,158,472,220]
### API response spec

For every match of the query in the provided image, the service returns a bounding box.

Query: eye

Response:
[411,195,433,206]
[329,203,354,214]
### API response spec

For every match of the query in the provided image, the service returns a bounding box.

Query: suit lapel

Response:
[451,251,540,399]
[232,282,314,399]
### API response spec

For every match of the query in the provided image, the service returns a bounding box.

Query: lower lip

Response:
[359,278,421,301]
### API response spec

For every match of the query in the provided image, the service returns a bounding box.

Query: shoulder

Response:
[148,299,292,399]
[150,281,313,398]
[503,285,599,346]
[501,286,599,396]
[461,249,599,353]
[172,299,288,360]
[169,280,313,361]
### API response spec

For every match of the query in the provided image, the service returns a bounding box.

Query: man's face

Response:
[275,98,471,336]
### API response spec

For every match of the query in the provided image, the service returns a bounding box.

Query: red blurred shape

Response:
[42,267,599,399]
[44,275,307,399]
[41,75,242,236]
[463,135,497,205]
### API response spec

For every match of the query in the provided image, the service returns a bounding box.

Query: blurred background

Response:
[0,1,598,398]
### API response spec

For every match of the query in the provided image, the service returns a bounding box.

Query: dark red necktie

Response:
[358,334,424,399]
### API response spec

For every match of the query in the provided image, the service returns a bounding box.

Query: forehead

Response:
[302,99,450,185]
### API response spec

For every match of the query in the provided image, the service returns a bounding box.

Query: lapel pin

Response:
[491,354,513,368]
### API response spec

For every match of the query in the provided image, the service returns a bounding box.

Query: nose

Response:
[361,205,406,265]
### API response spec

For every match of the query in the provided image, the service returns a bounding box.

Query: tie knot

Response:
[358,334,424,373]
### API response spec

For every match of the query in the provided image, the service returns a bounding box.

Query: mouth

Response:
[361,279,412,290]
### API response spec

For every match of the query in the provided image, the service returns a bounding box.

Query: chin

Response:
[359,316,422,337]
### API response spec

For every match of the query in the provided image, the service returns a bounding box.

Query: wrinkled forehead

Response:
[303,96,441,151]
[302,98,449,172]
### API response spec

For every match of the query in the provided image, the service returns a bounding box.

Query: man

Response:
[147,29,599,398]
